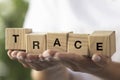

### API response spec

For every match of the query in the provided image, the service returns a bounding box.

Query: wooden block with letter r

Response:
[68,34,89,55]
[89,31,116,57]
[26,33,46,54]
[5,28,32,50]
[47,33,68,52]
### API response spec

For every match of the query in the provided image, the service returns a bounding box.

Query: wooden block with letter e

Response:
[26,33,46,54]
[5,28,32,50]
[68,34,89,55]
[89,31,116,57]
[47,33,68,52]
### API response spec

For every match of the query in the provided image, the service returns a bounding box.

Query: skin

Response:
[7,49,120,80]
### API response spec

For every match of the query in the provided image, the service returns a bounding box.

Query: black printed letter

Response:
[13,35,19,43]
[96,43,103,51]
[54,38,61,47]
[33,41,40,49]
[74,40,82,49]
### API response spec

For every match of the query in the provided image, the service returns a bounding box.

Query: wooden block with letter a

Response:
[89,31,116,57]
[68,34,89,55]
[5,28,32,50]
[47,33,68,52]
[26,33,46,54]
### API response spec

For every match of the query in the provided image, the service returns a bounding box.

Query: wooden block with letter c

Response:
[68,33,89,55]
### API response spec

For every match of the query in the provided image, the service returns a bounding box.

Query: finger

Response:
[28,62,43,71]
[28,61,51,71]
[27,59,45,70]
[26,54,45,70]
[7,50,13,54]
[7,50,13,59]
[92,54,101,62]
[42,52,60,64]
[92,54,109,67]
[26,54,39,62]
[17,51,30,68]
[38,54,44,61]
[27,54,59,70]
[9,50,19,60]
[17,51,27,60]
[29,61,56,71]
[42,49,58,57]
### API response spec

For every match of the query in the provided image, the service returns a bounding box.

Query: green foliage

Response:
[0,0,31,80]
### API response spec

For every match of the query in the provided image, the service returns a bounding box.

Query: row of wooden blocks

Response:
[5,28,116,57]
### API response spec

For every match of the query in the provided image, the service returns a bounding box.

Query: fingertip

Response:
[26,54,32,59]
[38,54,44,61]
[7,50,14,55]
[42,49,57,57]
[92,54,101,62]
[12,51,18,56]
[17,51,26,60]
[7,49,12,53]
[7,50,12,57]
[42,51,50,57]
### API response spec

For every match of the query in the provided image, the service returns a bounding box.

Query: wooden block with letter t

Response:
[47,33,68,52]
[26,33,46,54]
[89,31,116,57]
[68,34,89,55]
[5,28,32,50]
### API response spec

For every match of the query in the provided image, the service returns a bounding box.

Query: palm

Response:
[7,50,61,71]
[53,53,109,74]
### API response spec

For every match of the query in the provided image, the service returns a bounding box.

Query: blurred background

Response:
[0,0,31,80]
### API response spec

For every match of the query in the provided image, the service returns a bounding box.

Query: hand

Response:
[8,49,118,80]
[52,51,111,74]
[7,50,60,71]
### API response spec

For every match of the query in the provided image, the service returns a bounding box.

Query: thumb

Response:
[92,54,101,62]
[92,54,108,67]
[42,49,58,57]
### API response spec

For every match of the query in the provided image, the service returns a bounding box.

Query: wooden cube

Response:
[26,33,46,54]
[89,31,116,57]
[47,33,68,52]
[68,34,89,55]
[5,28,32,50]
